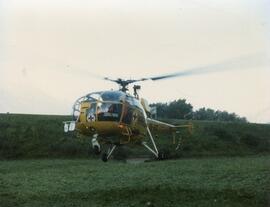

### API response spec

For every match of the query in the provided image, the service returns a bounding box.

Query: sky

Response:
[0,0,270,123]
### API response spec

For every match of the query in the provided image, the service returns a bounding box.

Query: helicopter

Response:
[63,72,193,162]
[62,53,263,162]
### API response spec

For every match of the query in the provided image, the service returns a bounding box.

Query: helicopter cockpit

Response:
[73,91,126,123]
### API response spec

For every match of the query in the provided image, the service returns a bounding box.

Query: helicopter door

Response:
[86,102,97,122]
[79,101,91,122]
[121,96,147,127]
[122,104,133,124]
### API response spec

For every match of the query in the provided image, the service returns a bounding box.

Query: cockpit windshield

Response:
[72,91,125,121]
[83,91,125,102]
[101,91,125,102]
[96,102,122,121]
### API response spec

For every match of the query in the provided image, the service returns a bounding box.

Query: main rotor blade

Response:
[147,53,269,81]
[64,66,105,80]
[104,77,117,82]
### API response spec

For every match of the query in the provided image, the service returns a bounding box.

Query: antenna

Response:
[133,85,141,99]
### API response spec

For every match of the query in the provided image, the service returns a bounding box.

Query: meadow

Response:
[0,156,269,207]
[0,114,269,207]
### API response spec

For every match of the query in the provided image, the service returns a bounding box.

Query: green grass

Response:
[0,156,269,207]
[1,114,269,206]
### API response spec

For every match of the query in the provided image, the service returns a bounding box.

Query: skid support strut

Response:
[102,145,116,162]
[142,126,159,158]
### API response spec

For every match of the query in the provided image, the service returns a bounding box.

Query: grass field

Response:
[0,114,269,206]
[0,156,269,207]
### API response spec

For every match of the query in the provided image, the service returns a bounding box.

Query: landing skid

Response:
[91,134,117,162]
[91,126,167,162]
[101,145,116,162]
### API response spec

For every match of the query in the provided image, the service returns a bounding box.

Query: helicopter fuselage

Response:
[64,88,191,162]
[73,90,148,145]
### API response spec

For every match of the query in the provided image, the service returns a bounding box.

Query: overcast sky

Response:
[0,0,270,123]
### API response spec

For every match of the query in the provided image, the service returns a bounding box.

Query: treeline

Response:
[150,99,247,122]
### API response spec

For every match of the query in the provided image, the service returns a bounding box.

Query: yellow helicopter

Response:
[62,53,261,161]
[63,72,192,162]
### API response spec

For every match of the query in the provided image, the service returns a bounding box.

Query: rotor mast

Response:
[104,77,146,98]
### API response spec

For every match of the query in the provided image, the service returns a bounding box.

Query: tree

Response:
[167,99,193,119]
[193,107,215,120]
[150,99,193,119]
[150,100,247,122]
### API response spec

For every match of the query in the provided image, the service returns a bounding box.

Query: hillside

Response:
[0,113,269,159]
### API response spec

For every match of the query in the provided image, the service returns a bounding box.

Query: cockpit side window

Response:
[126,96,144,111]
[121,96,147,125]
